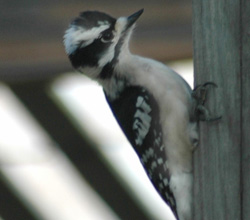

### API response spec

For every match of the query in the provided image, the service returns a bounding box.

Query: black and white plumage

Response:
[64,9,199,220]
[105,86,178,216]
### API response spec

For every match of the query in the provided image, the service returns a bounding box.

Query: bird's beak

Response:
[125,9,144,30]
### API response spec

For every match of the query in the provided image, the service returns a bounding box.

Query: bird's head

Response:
[64,9,143,79]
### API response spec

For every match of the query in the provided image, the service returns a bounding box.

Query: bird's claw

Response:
[192,82,222,122]
[192,82,217,105]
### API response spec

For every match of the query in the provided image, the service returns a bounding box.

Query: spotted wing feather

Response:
[104,86,179,219]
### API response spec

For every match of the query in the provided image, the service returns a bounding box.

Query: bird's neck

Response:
[99,51,136,100]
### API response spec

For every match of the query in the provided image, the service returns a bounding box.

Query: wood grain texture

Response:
[241,0,250,219]
[192,0,250,219]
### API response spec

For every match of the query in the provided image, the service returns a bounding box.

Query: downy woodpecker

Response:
[64,9,200,220]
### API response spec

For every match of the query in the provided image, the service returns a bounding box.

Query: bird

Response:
[64,9,201,220]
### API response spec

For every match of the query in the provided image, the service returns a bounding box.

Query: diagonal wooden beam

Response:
[0,174,39,220]
[10,81,151,220]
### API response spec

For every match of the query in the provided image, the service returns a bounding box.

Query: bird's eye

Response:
[101,31,113,43]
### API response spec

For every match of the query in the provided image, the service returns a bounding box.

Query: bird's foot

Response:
[192,82,222,122]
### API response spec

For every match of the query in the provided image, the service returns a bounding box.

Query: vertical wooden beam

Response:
[192,0,249,219]
[241,0,250,219]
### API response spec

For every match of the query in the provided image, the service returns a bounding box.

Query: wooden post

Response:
[192,0,250,219]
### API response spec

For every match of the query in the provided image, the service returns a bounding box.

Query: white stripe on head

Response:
[97,17,133,67]
[115,17,127,33]
[98,42,116,67]
[64,24,110,55]
[97,18,127,67]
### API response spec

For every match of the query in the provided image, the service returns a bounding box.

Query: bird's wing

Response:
[105,86,179,219]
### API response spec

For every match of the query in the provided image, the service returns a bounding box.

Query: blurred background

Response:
[0,1,193,220]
